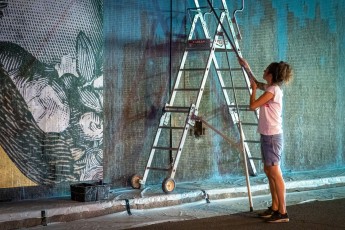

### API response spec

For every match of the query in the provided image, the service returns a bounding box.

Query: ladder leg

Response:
[169,105,195,179]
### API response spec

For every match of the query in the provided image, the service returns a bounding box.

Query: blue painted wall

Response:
[104,0,345,188]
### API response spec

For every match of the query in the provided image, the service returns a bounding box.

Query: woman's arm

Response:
[238,58,266,91]
[249,80,274,110]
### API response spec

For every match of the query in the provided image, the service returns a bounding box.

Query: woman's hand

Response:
[238,57,250,70]
[250,78,257,91]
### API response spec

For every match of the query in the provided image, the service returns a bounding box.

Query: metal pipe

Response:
[205,0,254,212]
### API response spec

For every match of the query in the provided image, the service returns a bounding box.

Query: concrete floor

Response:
[1,168,345,230]
[27,186,345,230]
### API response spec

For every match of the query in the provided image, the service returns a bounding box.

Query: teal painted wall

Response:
[104,0,345,188]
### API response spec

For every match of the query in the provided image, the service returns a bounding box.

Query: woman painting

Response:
[239,57,293,223]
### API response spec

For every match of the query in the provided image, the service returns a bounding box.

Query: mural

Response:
[0,0,103,188]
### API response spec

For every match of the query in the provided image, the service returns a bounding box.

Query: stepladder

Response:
[130,0,261,195]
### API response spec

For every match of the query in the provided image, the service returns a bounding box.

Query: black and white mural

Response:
[0,0,103,187]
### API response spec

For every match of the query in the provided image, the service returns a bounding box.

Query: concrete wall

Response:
[103,0,345,189]
[0,0,344,201]
[239,0,345,172]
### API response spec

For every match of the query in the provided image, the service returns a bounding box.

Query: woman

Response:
[239,58,293,223]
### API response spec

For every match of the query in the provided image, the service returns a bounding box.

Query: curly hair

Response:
[267,61,293,85]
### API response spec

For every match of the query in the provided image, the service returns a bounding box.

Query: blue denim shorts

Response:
[260,133,283,166]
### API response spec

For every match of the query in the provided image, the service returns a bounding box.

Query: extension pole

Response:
[205,0,254,212]
[239,121,254,212]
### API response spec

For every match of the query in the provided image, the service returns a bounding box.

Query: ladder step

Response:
[185,47,235,52]
[229,104,248,108]
[146,167,170,171]
[164,106,190,113]
[216,67,242,71]
[241,122,258,126]
[229,104,250,111]
[248,157,262,160]
[174,88,200,91]
[223,86,248,90]
[153,146,179,151]
[214,48,235,52]
[180,68,206,71]
[244,140,260,143]
[159,126,185,130]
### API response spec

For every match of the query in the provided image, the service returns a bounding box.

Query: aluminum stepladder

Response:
[130,0,260,202]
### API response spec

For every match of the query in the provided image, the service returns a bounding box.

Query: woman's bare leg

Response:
[266,165,287,214]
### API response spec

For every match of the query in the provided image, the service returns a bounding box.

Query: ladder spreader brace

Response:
[191,113,253,211]
[130,1,260,211]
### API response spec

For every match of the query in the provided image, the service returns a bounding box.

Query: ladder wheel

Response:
[130,174,142,189]
[162,177,176,194]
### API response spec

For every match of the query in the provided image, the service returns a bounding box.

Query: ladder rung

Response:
[216,68,242,71]
[229,105,250,111]
[241,122,258,126]
[229,104,248,108]
[180,68,206,71]
[214,48,235,52]
[248,157,262,160]
[185,47,235,52]
[223,86,248,90]
[244,140,260,143]
[159,126,185,130]
[164,106,190,113]
[153,146,179,151]
[174,88,200,91]
[146,167,170,171]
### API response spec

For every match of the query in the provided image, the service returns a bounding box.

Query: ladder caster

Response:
[162,177,176,194]
[130,174,142,189]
